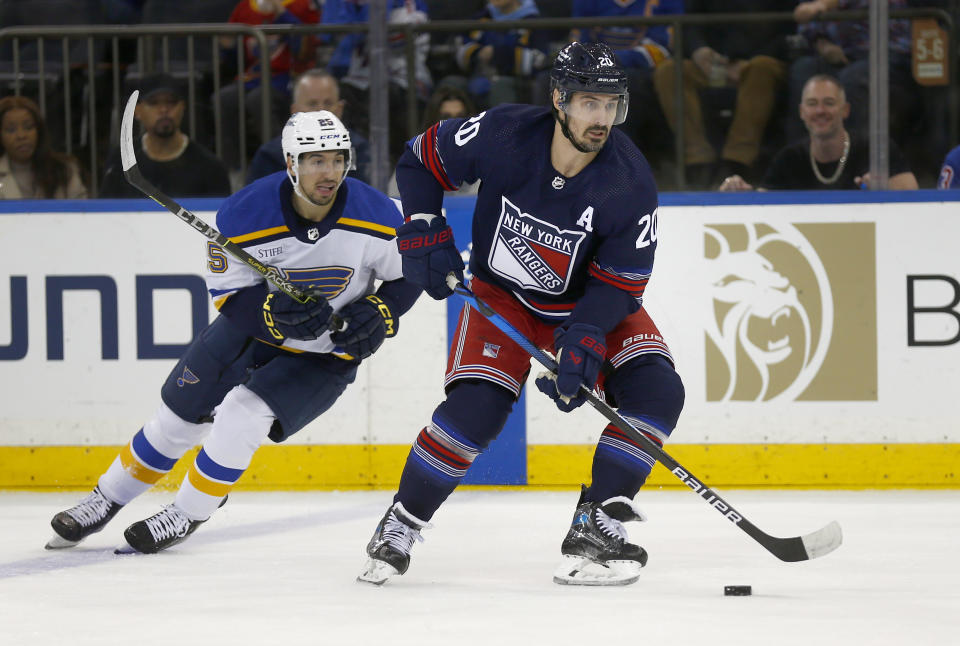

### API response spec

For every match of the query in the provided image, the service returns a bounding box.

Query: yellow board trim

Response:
[335,217,396,236]
[228,225,290,244]
[0,444,956,490]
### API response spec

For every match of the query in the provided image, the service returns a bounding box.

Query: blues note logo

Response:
[177,367,200,387]
[282,266,354,299]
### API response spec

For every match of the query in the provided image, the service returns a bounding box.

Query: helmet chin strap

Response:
[554,106,596,154]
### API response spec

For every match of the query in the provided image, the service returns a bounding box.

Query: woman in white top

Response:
[0,95,87,199]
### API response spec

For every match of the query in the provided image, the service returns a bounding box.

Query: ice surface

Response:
[1,489,957,645]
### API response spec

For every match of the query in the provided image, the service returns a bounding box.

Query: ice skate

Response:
[46,486,124,549]
[358,502,431,585]
[116,504,207,554]
[553,486,648,586]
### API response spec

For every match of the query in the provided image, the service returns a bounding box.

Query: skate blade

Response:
[44,534,80,550]
[357,558,399,586]
[113,541,140,555]
[552,555,642,587]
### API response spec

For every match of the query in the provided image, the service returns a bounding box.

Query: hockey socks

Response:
[396,417,482,521]
[588,416,670,502]
[175,385,273,520]
[589,355,684,501]
[396,382,515,521]
[99,404,211,505]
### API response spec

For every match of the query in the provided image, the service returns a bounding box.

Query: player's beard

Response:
[558,111,608,154]
[575,125,609,153]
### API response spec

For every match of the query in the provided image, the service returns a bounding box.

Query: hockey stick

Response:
[447,276,842,563]
[119,90,343,329]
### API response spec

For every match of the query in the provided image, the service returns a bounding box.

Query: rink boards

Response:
[1,191,958,488]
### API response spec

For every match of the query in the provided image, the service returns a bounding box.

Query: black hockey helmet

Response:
[550,41,629,125]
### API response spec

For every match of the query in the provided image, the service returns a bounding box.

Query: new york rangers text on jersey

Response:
[401,103,659,321]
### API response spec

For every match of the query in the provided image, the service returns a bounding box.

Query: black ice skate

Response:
[46,486,124,549]
[357,502,431,585]
[116,504,206,554]
[553,486,649,586]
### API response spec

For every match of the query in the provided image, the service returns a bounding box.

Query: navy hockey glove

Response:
[395,214,464,300]
[535,323,607,412]
[262,288,332,341]
[330,294,397,360]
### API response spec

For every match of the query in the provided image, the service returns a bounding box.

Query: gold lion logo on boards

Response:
[704,222,877,402]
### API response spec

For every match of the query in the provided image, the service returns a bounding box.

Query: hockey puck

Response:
[724,585,752,596]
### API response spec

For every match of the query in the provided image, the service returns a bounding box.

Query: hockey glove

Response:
[262,287,332,341]
[395,214,464,300]
[330,294,397,360]
[535,323,606,412]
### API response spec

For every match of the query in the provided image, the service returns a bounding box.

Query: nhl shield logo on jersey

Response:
[488,196,587,294]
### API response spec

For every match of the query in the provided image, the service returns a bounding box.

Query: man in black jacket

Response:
[100,74,231,198]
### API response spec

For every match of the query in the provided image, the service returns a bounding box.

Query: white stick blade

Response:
[120,90,139,172]
[801,520,843,559]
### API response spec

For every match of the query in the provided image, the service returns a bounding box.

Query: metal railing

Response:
[1,9,955,194]
[0,24,271,195]
[387,8,956,190]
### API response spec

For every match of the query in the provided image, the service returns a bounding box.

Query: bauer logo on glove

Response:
[395,214,464,300]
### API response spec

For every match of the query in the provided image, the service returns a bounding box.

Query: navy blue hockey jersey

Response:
[397,103,659,322]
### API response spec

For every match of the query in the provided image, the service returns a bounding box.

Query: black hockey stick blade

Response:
[446,276,842,562]
[119,91,344,330]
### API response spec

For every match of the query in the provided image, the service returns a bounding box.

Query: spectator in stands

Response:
[788,0,920,143]
[245,69,371,184]
[937,145,960,189]
[718,74,918,191]
[421,84,477,129]
[571,0,682,163]
[387,84,479,197]
[324,0,432,164]
[217,0,321,170]
[653,0,796,188]
[0,96,87,199]
[448,0,550,109]
[100,74,231,198]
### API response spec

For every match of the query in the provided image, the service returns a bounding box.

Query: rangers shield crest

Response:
[488,196,586,294]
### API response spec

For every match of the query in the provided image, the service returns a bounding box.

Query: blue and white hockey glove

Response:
[330,294,397,360]
[395,214,464,300]
[535,323,606,412]
[262,287,332,341]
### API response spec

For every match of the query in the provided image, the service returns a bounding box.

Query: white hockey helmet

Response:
[282,110,355,201]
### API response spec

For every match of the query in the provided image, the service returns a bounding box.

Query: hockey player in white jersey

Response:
[46,111,422,554]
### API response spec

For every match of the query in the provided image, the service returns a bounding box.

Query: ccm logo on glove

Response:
[262,293,284,341]
[329,293,397,360]
[262,288,332,341]
[365,294,396,337]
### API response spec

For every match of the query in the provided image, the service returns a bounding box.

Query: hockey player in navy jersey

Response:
[359,42,685,586]
[47,111,422,554]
